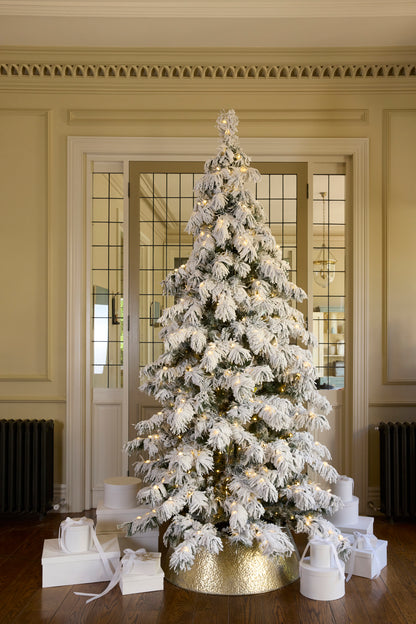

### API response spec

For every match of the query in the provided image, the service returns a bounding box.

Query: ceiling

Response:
[0,0,415,49]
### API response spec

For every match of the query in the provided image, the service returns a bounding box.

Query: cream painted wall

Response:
[0,47,415,497]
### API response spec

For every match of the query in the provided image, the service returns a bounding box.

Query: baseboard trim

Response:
[367,486,382,515]
[52,483,68,513]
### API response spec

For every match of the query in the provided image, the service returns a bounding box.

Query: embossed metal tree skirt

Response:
[162,532,300,595]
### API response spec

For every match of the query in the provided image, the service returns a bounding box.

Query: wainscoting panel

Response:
[384,109,416,383]
[0,109,50,381]
[92,389,124,507]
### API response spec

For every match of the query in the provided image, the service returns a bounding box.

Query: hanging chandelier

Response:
[313,191,337,288]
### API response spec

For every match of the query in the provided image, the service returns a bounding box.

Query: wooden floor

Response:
[0,512,415,624]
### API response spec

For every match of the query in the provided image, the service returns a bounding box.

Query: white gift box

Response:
[96,502,151,532]
[329,495,359,526]
[300,558,345,601]
[334,515,374,536]
[300,539,345,601]
[345,538,387,579]
[120,566,164,595]
[42,534,120,588]
[104,476,141,509]
[118,533,159,553]
[59,517,94,553]
[123,551,161,575]
[95,502,159,551]
[333,475,354,502]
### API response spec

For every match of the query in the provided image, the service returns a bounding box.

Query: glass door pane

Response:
[128,162,307,433]
[312,172,346,389]
[91,169,124,389]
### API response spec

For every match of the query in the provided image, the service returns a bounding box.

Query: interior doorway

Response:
[127,161,346,473]
[67,135,368,513]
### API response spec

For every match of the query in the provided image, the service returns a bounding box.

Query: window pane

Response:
[91,167,124,389]
[312,174,346,390]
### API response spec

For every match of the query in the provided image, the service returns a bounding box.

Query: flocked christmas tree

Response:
[125,110,350,571]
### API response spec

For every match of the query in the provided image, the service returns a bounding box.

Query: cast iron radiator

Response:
[379,421,416,520]
[0,419,54,515]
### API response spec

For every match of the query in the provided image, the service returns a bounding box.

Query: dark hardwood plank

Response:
[192,591,229,624]
[10,586,71,624]
[115,590,165,624]
[0,548,45,623]
[348,574,408,624]
[0,514,415,624]
[156,581,195,624]
[379,550,416,623]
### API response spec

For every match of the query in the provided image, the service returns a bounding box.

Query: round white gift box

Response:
[330,495,359,526]
[104,476,141,509]
[300,558,345,601]
[333,475,354,502]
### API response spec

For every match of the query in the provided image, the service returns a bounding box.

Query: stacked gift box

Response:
[95,476,159,552]
[329,475,387,579]
[300,474,388,602]
[42,527,120,588]
[41,476,163,597]
[300,537,346,601]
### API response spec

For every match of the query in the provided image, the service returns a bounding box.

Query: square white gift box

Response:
[120,566,164,595]
[42,533,120,588]
[345,535,387,579]
[95,502,150,533]
[123,551,161,575]
[117,533,159,552]
[333,515,374,536]
[95,502,159,551]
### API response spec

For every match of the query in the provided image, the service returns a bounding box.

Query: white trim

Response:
[85,157,93,512]
[67,135,369,512]
[1,0,415,18]
[67,138,87,512]
[53,483,68,513]
[350,140,370,510]
[368,486,382,515]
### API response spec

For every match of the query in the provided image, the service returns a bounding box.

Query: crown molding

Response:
[1,0,416,19]
[1,47,415,94]
[1,45,416,65]
[1,60,415,83]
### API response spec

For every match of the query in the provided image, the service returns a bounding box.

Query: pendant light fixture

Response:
[313,191,336,288]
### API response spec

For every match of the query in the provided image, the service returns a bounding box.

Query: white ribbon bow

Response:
[346,531,381,581]
[121,548,147,574]
[59,517,114,579]
[300,537,344,580]
[75,547,148,603]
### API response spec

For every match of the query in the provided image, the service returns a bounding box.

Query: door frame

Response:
[67,136,368,512]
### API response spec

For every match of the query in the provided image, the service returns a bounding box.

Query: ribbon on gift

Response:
[59,517,114,578]
[346,531,381,581]
[75,547,148,603]
[300,537,345,580]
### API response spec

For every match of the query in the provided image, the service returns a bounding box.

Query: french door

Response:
[127,162,346,470]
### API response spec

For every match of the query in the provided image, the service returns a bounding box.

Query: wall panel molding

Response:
[383,109,416,384]
[68,108,369,124]
[0,108,52,382]
[370,401,416,407]
[0,395,65,403]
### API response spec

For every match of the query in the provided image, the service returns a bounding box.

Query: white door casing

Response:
[67,136,368,512]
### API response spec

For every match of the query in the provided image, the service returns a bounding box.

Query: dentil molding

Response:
[1,61,415,80]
